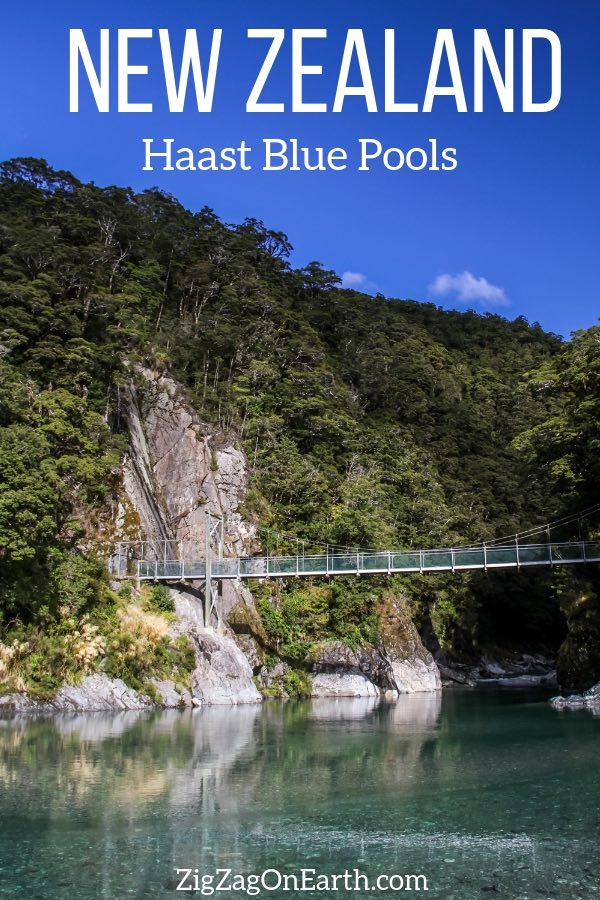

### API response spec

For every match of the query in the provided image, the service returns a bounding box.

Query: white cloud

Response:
[428,271,509,308]
[341,271,377,292]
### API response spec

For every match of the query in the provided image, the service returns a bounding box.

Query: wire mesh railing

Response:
[114,540,600,582]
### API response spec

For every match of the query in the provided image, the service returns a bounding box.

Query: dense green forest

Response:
[0,158,598,697]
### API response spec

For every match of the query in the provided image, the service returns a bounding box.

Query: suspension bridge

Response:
[111,506,600,627]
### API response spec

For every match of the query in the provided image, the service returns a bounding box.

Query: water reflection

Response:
[0,692,598,899]
[310,696,380,722]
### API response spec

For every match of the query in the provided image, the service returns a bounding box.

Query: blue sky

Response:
[0,0,598,338]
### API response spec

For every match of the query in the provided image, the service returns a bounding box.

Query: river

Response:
[0,690,598,899]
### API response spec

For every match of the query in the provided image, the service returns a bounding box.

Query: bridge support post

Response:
[204,510,224,629]
[204,512,212,627]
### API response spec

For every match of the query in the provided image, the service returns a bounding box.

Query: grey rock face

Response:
[51,675,152,711]
[188,628,261,705]
[311,672,380,698]
[306,631,441,697]
[377,593,442,693]
[0,693,40,714]
[389,655,442,693]
[122,370,255,560]
[0,675,153,713]
[307,641,380,697]
[116,369,264,705]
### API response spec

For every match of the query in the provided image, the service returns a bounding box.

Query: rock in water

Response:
[550,680,600,711]
[189,629,261,705]
[306,598,442,698]
[311,672,380,698]
[378,591,442,693]
[0,674,154,713]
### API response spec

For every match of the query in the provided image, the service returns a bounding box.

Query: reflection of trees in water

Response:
[0,696,443,813]
[3,697,600,899]
[0,697,446,894]
[244,695,443,808]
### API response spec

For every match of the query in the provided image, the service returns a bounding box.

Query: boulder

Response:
[306,640,383,697]
[311,672,380,698]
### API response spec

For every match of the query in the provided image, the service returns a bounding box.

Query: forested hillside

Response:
[0,157,598,696]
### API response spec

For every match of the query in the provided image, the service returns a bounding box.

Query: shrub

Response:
[283,668,312,698]
[146,584,174,613]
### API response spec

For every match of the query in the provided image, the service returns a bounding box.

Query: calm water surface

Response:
[0,690,598,899]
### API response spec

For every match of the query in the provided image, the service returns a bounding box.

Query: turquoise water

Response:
[0,690,598,899]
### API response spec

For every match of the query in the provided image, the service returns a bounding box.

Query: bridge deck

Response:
[118,541,600,582]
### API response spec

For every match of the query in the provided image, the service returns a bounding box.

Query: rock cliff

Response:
[120,368,255,560]
[117,369,261,705]
[113,369,441,705]
[0,369,440,713]
[305,590,441,699]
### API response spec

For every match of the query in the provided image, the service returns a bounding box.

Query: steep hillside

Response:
[0,157,597,699]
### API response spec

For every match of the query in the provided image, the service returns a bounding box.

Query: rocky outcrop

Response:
[311,672,380,698]
[116,370,262,705]
[170,584,261,705]
[189,629,261,705]
[120,369,255,561]
[306,641,385,697]
[378,592,442,693]
[389,655,441,692]
[306,598,442,697]
[0,674,154,713]
[112,370,440,706]
[550,681,600,712]
[437,652,557,688]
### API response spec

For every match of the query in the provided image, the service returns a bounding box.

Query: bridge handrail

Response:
[119,539,600,581]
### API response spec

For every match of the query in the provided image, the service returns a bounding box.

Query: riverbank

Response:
[0,650,570,717]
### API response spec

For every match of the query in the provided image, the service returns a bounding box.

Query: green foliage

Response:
[555,581,600,692]
[0,156,592,679]
[146,584,174,614]
[101,605,195,693]
[429,584,480,658]
[515,326,600,506]
[0,582,195,700]
[514,328,600,686]
[282,668,313,698]
[258,581,379,662]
